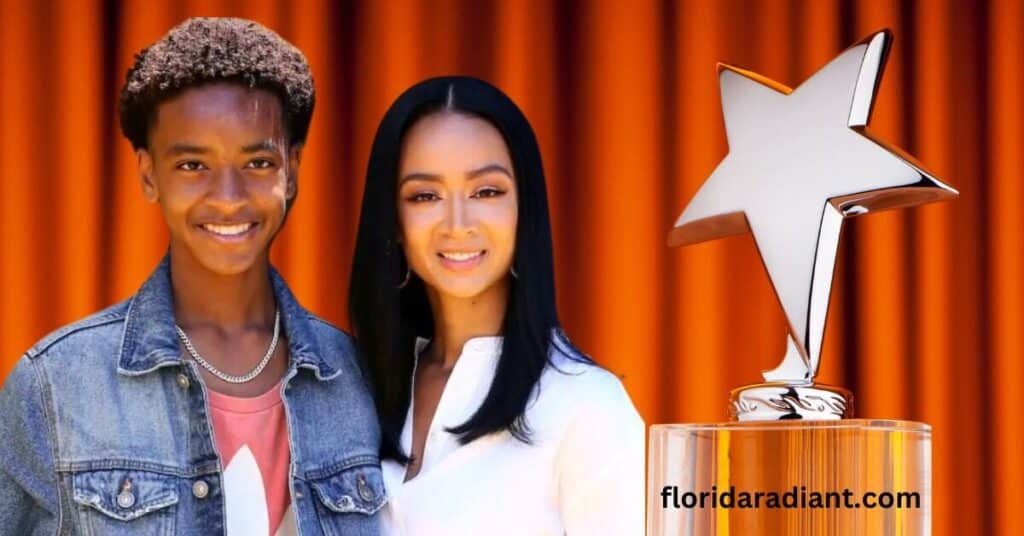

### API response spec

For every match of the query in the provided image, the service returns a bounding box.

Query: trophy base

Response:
[730,382,853,421]
[648,419,931,535]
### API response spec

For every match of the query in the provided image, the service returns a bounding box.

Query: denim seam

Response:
[189,358,229,532]
[313,491,385,516]
[116,293,139,369]
[305,313,351,337]
[281,366,300,530]
[54,460,220,477]
[25,355,65,534]
[302,314,352,381]
[25,309,126,360]
[72,488,179,521]
[300,455,380,480]
[116,353,182,377]
[296,361,343,382]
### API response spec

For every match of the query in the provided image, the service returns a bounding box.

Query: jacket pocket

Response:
[72,468,178,536]
[306,461,386,535]
[308,462,386,515]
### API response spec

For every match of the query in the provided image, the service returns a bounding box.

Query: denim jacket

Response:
[0,257,384,535]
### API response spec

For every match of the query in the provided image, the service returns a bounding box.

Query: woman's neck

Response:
[169,246,277,333]
[425,277,510,370]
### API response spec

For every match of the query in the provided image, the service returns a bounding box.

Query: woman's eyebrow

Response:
[400,164,513,185]
[399,172,442,185]
[466,163,513,179]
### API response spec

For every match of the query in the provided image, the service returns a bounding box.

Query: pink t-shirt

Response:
[208,381,296,536]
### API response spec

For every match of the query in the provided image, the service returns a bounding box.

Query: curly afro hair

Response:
[119,17,315,150]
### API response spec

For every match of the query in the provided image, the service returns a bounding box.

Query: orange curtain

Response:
[0,0,1019,533]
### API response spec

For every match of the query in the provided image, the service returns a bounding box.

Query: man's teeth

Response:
[202,223,255,236]
[440,251,483,261]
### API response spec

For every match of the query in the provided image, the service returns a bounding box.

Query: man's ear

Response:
[137,149,158,203]
[286,143,303,203]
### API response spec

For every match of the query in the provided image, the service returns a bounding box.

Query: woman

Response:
[349,76,644,535]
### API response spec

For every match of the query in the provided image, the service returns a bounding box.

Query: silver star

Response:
[669,31,957,384]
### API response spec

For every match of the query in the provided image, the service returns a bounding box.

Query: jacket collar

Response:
[116,255,339,380]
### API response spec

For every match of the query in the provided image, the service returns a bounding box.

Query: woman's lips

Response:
[437,250,486,271]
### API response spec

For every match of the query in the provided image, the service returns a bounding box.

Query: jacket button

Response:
[116,490,136,508]
[357,473,375,502]
[192,480,209,499]
[176,374,190,389]
[116,479,135,508]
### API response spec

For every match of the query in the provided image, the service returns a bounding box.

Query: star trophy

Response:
[648,31,956,535]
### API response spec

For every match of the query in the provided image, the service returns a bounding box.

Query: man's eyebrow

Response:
[466,163,513,180]
[242,140,283,153]
[165,143,210,157]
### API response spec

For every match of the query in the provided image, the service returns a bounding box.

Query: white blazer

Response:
[381,334,645,535]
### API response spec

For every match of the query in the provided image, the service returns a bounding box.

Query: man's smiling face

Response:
[138,82,300,276]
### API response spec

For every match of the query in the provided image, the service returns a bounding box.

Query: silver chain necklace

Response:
[175,310,281,384]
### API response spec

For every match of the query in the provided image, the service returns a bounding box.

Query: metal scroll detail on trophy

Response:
[668,30,958,421]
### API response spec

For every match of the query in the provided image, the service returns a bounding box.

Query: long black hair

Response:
[349,76,585,463]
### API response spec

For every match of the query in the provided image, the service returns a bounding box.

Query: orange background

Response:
[0,0,1019,533]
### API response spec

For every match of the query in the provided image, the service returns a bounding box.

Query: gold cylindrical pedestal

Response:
[648,420,930,535]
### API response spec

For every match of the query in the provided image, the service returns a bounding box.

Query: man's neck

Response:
[169,248,277,333]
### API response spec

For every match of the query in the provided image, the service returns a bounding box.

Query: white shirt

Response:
[381,335,645,535]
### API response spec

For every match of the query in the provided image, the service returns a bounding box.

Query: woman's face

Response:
[397,111,518,300]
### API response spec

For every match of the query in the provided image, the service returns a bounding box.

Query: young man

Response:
[0,18,382,535]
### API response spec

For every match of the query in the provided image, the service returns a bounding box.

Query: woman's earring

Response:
[510,266,519,279]
[397,266,412,289]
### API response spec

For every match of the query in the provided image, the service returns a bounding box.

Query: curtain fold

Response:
[1,1,1016,533]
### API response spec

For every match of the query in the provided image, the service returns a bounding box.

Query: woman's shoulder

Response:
[544,329,623,386]
[534,329,643,427]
